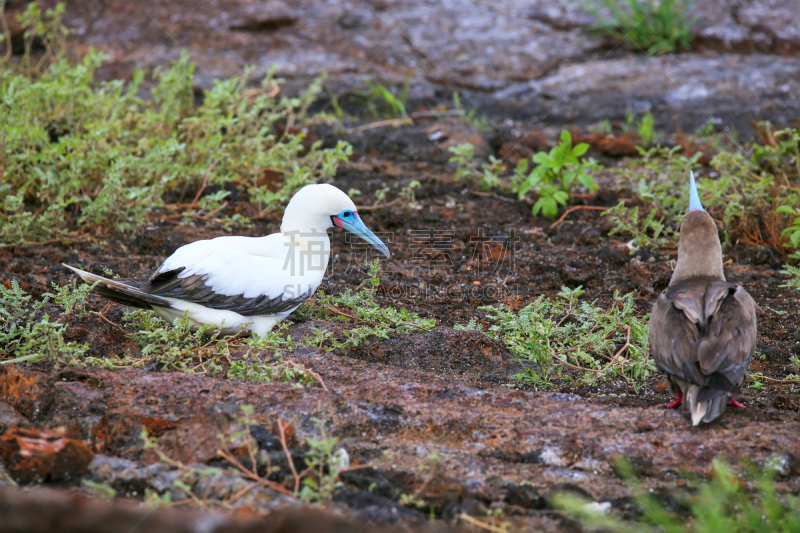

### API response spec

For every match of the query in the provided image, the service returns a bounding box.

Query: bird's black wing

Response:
[138,267,313,316]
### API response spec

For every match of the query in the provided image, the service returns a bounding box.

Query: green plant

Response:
[361,75,410,119]
[121,311,324,387]
[612,133,800,253]
[459,286,652,387]
[637,111,655,146]
[603,201,675,251]
[304,260,435,350]
[749,371,766,390]
[0,280,89,364]
[299,419,346,503]
[556,457,800,532]
[587,0,696,55]
[362,180,422,210]
[776,205,800,249]
[513,131,601,218]
[448,143,505,191]
[0,3,352,243]
[781,252,800,291]
[227,351,318,387]
[452,92,489,131]
[81,479,118,499]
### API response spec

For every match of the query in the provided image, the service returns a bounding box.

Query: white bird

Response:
[64,184,389,337]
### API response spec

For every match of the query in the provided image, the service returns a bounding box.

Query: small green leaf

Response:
[572,143,590,157]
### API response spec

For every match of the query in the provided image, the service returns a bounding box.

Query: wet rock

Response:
[333,491,418,523]
[0,486,420,533]
[691,0,762,53]
[545,482,593,504]
[737,0,800,54]
[493,54,800,135]
[5,357,799,520]
[412,474,466,511]
[94,410,178,459]
[249,424,283,452]
[4,0,799,136]
[0,399,28,432]
[504,484,547,509]
[230,15,297,33]
[87,454,174,497]
[338,11,363,30]
[226,1,297,32]
[144,406,244,465]
[339,467,402,499]
[0,365,54,421]
[0,424,93,483]
[49,373,109,439]
[525,2,595,30]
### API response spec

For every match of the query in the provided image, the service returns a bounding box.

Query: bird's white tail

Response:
[62,264,170,309]
[686,385,728,426]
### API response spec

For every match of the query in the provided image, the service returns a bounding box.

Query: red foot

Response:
[728,395,746,409]
[665,390,683,409]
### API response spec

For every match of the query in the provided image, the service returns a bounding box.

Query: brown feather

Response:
[650,209,757,425]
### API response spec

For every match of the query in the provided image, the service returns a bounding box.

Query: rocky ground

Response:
[2,0,800,532]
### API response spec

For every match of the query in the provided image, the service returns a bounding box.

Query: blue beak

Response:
[334,213,390,258]
[688,171,704,212]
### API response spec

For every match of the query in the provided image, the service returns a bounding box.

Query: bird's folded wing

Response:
[142,246,320,316]
[696,284,757,381]
[158,235,278,274]
[650,293,700,382]
[651,283,756,395]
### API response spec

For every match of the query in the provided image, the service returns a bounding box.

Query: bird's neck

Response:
[670,241,725,284]
[276,228,331,280]
[280,227,331,252]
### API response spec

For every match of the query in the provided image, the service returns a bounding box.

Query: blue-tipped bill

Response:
[332,210,390,258]
[688,171,704,212]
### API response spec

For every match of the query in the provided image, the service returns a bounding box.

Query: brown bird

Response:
[649,172,757,425]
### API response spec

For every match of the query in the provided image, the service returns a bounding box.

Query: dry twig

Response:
[349,118,413,133]
[549,205,609,229]
[285,360,329,391]
[216,448,293,496]
[278,419,301,495]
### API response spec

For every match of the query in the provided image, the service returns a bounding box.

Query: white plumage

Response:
[65,184,389,337]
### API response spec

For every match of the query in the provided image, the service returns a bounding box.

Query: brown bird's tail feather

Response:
[686,385,727,426]
[62,264,172,310]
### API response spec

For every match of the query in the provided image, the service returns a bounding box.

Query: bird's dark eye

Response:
[342,211,352,218]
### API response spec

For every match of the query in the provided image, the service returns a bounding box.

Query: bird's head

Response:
[282,184,390,257]
[671,172,725,283]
